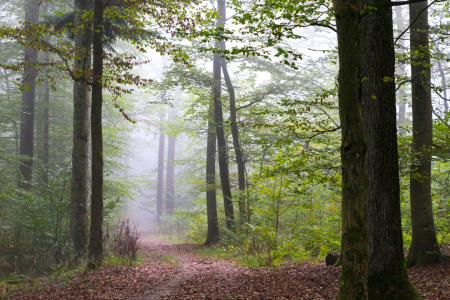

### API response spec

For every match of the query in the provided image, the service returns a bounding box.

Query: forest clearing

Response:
[1,0,450,299]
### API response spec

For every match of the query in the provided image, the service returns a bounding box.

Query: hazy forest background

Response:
[0,0,450,298]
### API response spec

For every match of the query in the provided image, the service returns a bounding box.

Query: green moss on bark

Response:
[368,260,423,300]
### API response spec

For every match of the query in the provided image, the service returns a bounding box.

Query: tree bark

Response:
[36,65,50,185]
[87,0,105,269]
[360,1,421,298]
[221,57,246,227]
[70,0,91,263]
[42,76,49,182]
[215,0,234,232]
[405,0,441,268]
[204,103,220,245]
[165,109,176,216]
[333,0,369,298]
[19,0,40,188]
[156,113,165,224]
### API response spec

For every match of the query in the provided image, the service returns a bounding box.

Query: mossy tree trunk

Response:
[360,1,421,298]
[333,0,369,298]
[406,0,441,268]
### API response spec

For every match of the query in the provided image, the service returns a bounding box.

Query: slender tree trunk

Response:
[36,70,49,184]
[204,103,220,245]
[87,0,104,269]
[394,6,407,133]
[19,0,40,188]
[215,0,234,231]
[156,113,165,223]
[70,0,91,262]
[221,57,246,227]
[406,0,441,268]
[165,109,176,216]
[333,0,369,298]
[41,75,49,183]
[360,1,421,298]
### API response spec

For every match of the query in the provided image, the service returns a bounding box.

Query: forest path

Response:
[128,239,241,300]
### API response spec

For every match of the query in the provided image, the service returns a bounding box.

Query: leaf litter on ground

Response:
[3,241,450,299]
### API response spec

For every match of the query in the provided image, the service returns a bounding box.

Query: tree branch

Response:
[432,109,450,130]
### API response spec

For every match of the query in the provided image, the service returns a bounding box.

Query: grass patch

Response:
[0,264,84,299]
[157,256,179,268]
[195,246,262,268]
[144,233,188,245]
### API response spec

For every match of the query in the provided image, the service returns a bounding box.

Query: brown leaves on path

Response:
[4,259,175,299]
[4,240,450,300]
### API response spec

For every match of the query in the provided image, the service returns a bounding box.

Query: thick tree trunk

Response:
[19,0,40,187]
[204,103,220,245]
[360,2,421,298]
[215,0,234,231]
[221,57,246,227]
[165,109,176,216]
[87,0,104,269]
[156,113,165,224]
[406,0,441,268]
[333,0,369,298]
[70,0,91,263]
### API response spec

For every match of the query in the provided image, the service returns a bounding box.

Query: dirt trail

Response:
[129,239,240,300]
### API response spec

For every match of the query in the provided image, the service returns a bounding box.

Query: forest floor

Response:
[3,240,450,299]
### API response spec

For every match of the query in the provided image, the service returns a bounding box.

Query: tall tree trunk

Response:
[406,0,441,268]
[204,103,220,245]
[394,6,407,133]
[333,0,369,298]
[19,0,40,188]
[42,74,49,183]
[360,2,421,298]
[221,57,246,227]
[87,0,104,269]
[165,109,176,216]
[156,112,165,224]
[36,68,50,184]
[70,0,91,262]
[215,0,234,231]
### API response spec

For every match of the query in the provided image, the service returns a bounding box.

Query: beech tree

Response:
[19,0,40,187]
[332,0,368,298]
[221,43,246,226]
[204,102,220,245]
[360,0,420,298]
[406,0,442,267]
[156,112,166,223]
[215,0,234,231]
[166,107,177,215]
[70,0,91,263]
